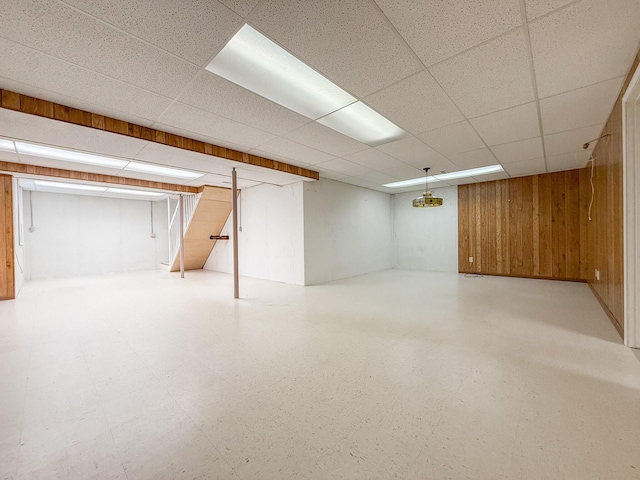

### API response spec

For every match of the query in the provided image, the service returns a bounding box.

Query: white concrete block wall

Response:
[303,179,392,285]
[23,191,165,280]
[204,182,305,285]
[392,186,459,273]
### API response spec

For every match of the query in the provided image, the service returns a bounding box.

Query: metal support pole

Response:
[232,168,239,299]
[179,194,185,279]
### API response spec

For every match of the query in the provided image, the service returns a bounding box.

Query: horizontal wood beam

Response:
[0,160,200,193]
[0,89,320,181]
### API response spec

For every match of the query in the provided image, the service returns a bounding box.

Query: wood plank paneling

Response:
[0,89,319,182]
[0,174,15,300]
[585,50,640,335]
[458,169,588,282]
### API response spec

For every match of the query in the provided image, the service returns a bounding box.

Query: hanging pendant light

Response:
[412,167,443,208]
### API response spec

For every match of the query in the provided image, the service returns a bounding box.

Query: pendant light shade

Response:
[413,167,443,208]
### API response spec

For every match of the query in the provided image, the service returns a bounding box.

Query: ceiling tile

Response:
[376,0,522,66]
[429,28,535,117]
[283,122,368,157]
[318,170,348,181]
[354,170,398,186]
[219,0,261,17]
[381,165,426,180]
[539,76,625,134]
[134,143,233,174]
[470,102,541,145]
[342,149,403,171]
[249,0,422,97]
[60,0,243,66]
[15,155,124,176]
[546,150,591,172]
[502,157,546,176]
[474,171,510,182]
[530,0,640,98]
[0,38,171,121]
[524,0,575,20]
[448,148,498,169]
[248,137,335,166]
[313,158,375,177]
[0,0,199,98]
[177,71,311,136]
[544,124,604,156]
[155,103,275,150]
[363,71,463,135]
[418,121,486,156]
[376,136,453,170]
[490,137,543,164]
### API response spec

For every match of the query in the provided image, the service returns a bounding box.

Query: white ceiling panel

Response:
[530,0,640,98]
[342,149,403,171]
[114,169,191,185]
[470,102,541,145]
[544,124,604,156]
[14,154,124,176]
[448,148,499,170]
[539,76,625,134]
[248,137,334,166]
[220,0,261,18]
[524,0,575,21]
[502,157,546,176]
[62,0,243,66]
[0,38,173,122]
[418,121,486,156]
[177,72,311,136]
[490,137,544,164]
[155,102,275,150]
[318,170,348,181]
[0,109,148,160]
[354,170,398,186]
[376,136,451,169]
[375,0,522,66]
[546,150,591,172]
[363,71,464,135]
[429,28,535,118]
[0,0,200,98]
[474,171,510,183]
[283,122,368,157]
[249,0,423,97]
[134,143,232,174]
[381,165,426,181]
[313,158,375,178]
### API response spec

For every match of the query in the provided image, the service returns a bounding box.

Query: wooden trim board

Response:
[0,174,15,300]
[0,89,319,181]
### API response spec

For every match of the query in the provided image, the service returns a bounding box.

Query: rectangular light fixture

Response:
[317,102,407,147]
[16,142,128,168]
[34,180,108,192]
[207,24,406,146]
[0,138,16,152]
[106,188,163,197]
[383,165,504,188]
[124,162,203,180]
[207,24,356,120]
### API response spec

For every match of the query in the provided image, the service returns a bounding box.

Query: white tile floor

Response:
[1,269,639,479]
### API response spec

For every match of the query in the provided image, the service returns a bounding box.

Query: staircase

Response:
[169,186,233,272]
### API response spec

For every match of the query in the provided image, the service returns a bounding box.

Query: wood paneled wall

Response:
[586,50,640,335]
[458,169,589,281]
[0,174,15,300]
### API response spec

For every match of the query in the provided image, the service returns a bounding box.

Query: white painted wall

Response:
[23,191,167,280]
[204,182,305,285]
[303,179,392,285]
[392,186,458,273]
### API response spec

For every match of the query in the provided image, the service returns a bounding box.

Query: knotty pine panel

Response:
[458,169,588,282]
[0,174,15,300]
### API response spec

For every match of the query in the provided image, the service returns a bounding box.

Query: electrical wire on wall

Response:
[238,190,242,232]
[29,190,35,232]
[149,201,156,238]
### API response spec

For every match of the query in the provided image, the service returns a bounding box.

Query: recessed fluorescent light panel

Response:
[106,188,163,197]
[16,142,128,168]
[383,165,504,188]
[124,162,203,180]
[34,180,107,192]
[207,24,407,146]
[0,138,16,152]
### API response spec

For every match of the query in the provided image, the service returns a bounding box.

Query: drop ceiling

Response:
[0,0,638,193]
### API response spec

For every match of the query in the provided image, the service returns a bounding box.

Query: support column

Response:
[179,194,185,279]
[232,168,239,299]
[0,174,15,300]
